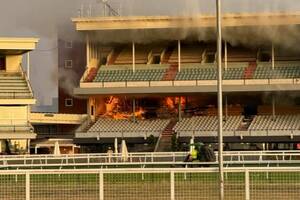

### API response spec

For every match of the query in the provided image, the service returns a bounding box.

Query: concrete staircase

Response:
[0,72,32,99]
[84,67,98,82]
[161,46,175,64]
[243,62,257,79]
[155,120,177,152]
[162,64,178,81]
[107,47,123,65]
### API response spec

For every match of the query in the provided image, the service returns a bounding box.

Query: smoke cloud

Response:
[1,0,300,111]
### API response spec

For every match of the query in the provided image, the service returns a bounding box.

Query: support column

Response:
[132,98,136,123]
[86,34,90,67]
[27,52,30,80]
[27,139,30,154]
[272,95,276,120]
[88,97,96,122]
[224,41,227,71]
[178,40,181,72]
[272,43,275,70]
[132,42,135,72]
[225,96,228,121]
[178,97,182,122]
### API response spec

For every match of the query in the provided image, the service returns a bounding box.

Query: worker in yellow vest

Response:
[191,148,198,161]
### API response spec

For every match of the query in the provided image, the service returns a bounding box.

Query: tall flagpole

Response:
[216,0,224,199]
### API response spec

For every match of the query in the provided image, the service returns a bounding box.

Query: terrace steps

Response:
[155,120,177,152]
[243,62,257,79]
[162,64,178,81]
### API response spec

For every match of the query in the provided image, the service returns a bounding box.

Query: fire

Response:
[134,107,145,119]
[165,97,186,111]
[165,97,175,109]
[103,96,144,120]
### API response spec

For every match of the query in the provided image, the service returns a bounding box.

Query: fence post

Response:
[26,172,30,200]
[170,171,175,200]
[99,171,104,200]
[245,169,250,200]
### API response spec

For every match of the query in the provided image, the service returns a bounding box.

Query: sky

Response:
[0,0,300,112]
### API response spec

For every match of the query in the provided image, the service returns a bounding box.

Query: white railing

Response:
[1,167,300,199]
[1,151,300,169]
[20,64,34,97]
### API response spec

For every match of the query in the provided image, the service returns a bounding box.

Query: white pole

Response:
[27,52,30,80]
[132,42,135,73]
[216,0,224,199]
[272,43,275,70]
[245,170,250,200]
[25,172,30,200]
[178,40,181,72]
[224,41,227,71]
[170,171,175,200]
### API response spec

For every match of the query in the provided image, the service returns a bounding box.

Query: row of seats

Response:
[0,73,32,99]
[84,115,300,138]
[173,116,243,132]
[88,118,170,133]
[93,68,167,82]
[175,66,246,80]
[254,65,300,79]
[249,115,300,130]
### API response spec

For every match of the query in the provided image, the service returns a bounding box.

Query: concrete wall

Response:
[0,106,28,125]
[5,55,22,72]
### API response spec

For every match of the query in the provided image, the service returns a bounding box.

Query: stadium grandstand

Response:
[69,13,300,152]
[0,38,38,154]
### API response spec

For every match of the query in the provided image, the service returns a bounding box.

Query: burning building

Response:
[72,13,300,152]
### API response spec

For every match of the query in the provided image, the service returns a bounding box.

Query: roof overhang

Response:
[0,37,39,55]
[72,12,300,31]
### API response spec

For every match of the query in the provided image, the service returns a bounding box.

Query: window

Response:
[0,56,5,71]
[65,98,73,107]
[65,41,73,48]
[64,60,73,68]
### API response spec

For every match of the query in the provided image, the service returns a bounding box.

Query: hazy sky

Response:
[0,0,300,111]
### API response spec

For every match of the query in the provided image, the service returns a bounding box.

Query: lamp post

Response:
[216,0,224,199]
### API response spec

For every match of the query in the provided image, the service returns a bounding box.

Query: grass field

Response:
[1,171,300,200]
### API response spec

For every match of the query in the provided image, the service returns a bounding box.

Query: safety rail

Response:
[1,151,300,169]
[1,167,300,199]
[20,64,34,97]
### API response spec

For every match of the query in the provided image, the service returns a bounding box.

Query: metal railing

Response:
[1,151,300,169]
[1,167,300,199]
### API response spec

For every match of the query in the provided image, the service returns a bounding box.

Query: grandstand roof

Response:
[0,37,39,55]
[72,12,300,31]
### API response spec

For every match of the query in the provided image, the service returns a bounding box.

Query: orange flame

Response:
[165,97,185,111]
[103,96,144,120]
[165,97,175,109]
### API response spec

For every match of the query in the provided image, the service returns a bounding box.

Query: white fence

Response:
[1,167,300,200]
[1,151,300,169]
